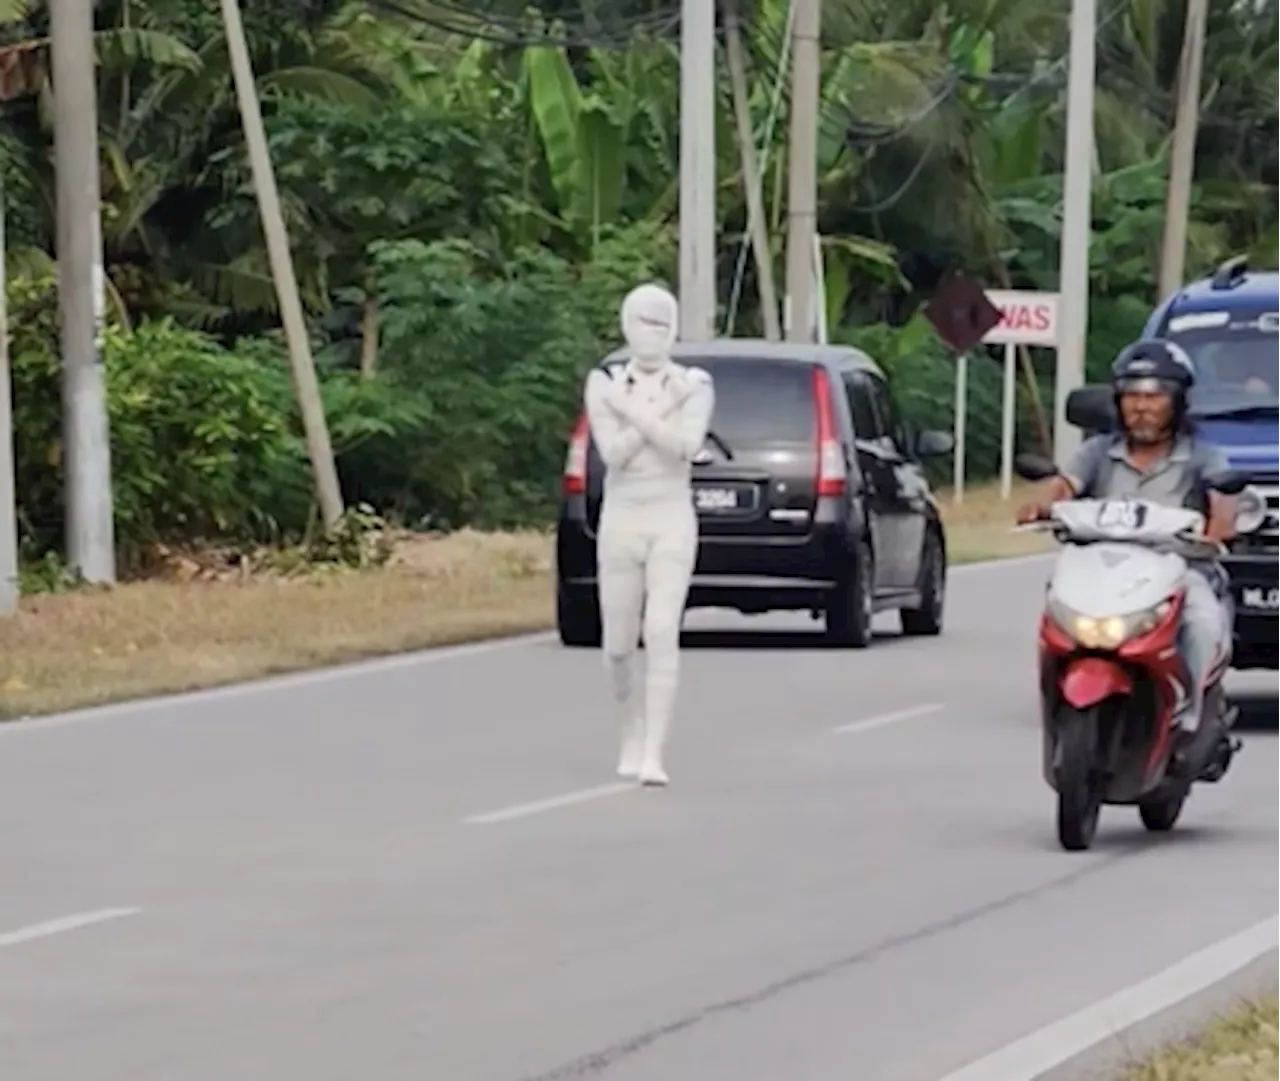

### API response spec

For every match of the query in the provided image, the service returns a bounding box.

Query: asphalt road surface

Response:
[2,554,1276,1081]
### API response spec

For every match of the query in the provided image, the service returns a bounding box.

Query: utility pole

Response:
[723,0,781,340]
[50,0,116,584]
[1157,0,1208,301]
[1052,0,1099,464]
[0,178,17,616]
[219,0,345,528]
[784,0,820,343]
[678,0,717,341]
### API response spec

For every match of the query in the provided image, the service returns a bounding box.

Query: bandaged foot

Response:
[617,712,646,779]
[638,760,669,787]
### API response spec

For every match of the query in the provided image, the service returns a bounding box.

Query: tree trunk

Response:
[359,295,378,380]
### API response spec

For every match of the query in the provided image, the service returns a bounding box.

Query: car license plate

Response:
[1239,585,1279,613]
[694,484,753,514]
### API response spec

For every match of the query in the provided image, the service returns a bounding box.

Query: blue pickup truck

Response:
[1143,256,1278,670]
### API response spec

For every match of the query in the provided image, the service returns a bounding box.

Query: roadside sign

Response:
[922,281,1061,507]
[981,289,1060,347]
[923,275,1001,352]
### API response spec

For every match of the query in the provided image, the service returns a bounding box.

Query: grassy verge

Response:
[1114,996,1278,1080]
[0,481,1048,719]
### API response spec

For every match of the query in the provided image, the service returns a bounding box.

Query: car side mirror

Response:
[1014,453,1060,482]
[1065,386,1116,432]
[914,429,954,458]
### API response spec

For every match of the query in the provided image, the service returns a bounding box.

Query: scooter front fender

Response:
[1060,656,1133,710]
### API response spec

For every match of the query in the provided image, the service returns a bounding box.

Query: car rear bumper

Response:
[556,515,851,611]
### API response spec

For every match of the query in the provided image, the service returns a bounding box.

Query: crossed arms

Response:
[583,366,716,472]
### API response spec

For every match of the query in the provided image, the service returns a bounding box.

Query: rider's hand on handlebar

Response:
[1015,501,1048,525]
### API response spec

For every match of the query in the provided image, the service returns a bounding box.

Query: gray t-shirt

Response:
[1064,433,1230,510]
[1063,432,1231,580]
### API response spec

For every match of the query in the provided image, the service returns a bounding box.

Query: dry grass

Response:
[0,481,1047,720]
[940,478,1051,563]
[1114,997,1279,1081]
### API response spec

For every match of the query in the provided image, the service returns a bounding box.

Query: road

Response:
[1,555,1275,1081]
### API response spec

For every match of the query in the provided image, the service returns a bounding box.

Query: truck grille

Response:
[1231,482,1279,555]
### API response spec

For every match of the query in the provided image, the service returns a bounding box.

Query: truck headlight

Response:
[1048,597,1173,649]
[1234,485,1268,535]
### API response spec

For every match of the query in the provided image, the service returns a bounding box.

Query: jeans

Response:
[1178,565,1233,731]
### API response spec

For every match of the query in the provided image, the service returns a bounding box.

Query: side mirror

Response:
[1203,468,1250,496]
[1014,452,1060,482]
[1065,386,1116,432]
[914,429,955,458]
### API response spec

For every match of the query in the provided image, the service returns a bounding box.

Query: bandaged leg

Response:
[636,508,698,786]
[1177,569,1233,733]
[598,512,648,778]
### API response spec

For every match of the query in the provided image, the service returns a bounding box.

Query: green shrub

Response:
[9,275,313,565]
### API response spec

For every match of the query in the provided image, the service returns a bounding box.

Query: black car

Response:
[555,340,956,647]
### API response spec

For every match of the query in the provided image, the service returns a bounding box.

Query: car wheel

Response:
[557,584,602,647]
[824,542,874,648]
[900,528,945,636]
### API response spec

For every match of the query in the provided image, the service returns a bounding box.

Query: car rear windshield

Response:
[686,357,816,443]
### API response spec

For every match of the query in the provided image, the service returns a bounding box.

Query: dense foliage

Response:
[2,0,1276,566]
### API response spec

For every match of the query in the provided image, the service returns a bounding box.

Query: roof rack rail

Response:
[1210,255,1248,290]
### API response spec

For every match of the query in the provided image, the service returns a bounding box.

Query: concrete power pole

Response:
[220,0,345,529]
[784,0,820,343]
[1157,0,1209,301]
[678,0,717,341]
[1052,0,1099,464]
[50,0,116,584]
[0,179,17,615]
[723,0,781,340]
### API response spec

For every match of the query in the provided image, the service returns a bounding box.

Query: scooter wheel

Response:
[1055,707,1102,851]
[1138,792,1185,832]
[1057,788,1101,851]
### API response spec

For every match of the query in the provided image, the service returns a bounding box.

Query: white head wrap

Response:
[620,283,678,372]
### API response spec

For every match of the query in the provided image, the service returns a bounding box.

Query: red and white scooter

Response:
[1013,453,1265,851]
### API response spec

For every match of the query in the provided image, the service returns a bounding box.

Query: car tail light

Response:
[811,365,846,497]
[562,410,589,495]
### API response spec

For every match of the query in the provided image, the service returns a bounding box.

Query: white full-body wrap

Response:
[583,284,715,786]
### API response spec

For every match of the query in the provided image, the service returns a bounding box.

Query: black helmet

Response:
[1111,338,1196,393]
[1111,338,1196,433]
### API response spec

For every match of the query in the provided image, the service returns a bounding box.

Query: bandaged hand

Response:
[608,377,692,428]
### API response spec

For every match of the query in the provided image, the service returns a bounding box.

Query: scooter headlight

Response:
[1048,597,1173,649]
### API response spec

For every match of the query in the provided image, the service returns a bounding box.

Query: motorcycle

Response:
[1012,453,1267,851]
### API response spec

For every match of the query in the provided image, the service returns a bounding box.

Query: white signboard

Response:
[981,289,1060,347]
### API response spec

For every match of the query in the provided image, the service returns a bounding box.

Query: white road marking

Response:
[463,782,635,825]
[934,914,1280,1081]
[0,552,1051,736]
[0,907,140,950]
[832,703,944,735]
[467,703,950,825]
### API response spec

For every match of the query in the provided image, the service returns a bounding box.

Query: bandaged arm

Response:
[585,368,648,470]
[618,369,715,462]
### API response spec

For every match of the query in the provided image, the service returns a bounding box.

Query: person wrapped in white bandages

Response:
[583,283,715,787]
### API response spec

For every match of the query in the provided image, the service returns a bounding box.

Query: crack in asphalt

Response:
[511,847,1134,1081]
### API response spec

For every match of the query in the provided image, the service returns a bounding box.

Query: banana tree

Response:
[521,38,692,257]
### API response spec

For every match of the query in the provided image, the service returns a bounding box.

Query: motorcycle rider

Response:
[1016,339,1238,776]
